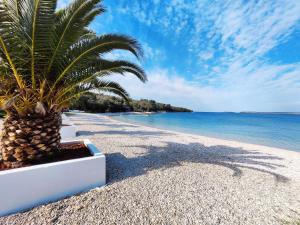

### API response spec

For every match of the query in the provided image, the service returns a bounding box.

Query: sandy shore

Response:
[1,113,300,225]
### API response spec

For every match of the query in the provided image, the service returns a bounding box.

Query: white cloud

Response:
[142,42,166,61]
[208,0,300,63]
[111,65,300,112]
[199,51,213,61]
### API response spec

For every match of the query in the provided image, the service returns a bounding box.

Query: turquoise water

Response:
[114,112,300,152]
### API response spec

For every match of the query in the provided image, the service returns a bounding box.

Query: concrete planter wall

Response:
[0,139,106,217]
[60,124,77,139]
[60,114,77,139]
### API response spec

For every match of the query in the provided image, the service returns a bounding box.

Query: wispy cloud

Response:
[113,0,300,111]
[114,65,300,112]
[116,0,300,61]
[142,42,166,61]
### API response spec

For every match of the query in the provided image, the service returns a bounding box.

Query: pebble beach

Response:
[0,112,300,225]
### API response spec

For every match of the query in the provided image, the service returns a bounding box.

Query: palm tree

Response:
[0,0,147,168]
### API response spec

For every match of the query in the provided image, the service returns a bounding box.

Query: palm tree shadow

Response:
[106,142,288,184]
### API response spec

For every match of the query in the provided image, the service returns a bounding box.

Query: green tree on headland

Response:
[70,93,192,113]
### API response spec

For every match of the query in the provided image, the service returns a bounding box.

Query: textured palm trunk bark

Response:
[0,112,62,168]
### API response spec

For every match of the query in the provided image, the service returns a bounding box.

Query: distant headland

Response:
[70,92,192,113]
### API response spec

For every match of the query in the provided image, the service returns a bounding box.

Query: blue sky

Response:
[58,0,300,112]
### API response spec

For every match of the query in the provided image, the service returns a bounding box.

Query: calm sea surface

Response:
[114,112,300,152]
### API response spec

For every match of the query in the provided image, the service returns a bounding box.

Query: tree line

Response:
[70,93,192,113]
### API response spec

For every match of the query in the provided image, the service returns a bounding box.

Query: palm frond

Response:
[98,59,147,82]
[30,0,57,87]
[0,0,31,79]
[53,58,145,102]
[0,36,24,88]
[52,34,143,87]
[47,0,104,74]
[92,80,129,100]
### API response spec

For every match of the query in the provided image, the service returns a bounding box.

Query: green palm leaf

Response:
[47,0,104,74]
[53,34,143,86]
[30,0,57,87]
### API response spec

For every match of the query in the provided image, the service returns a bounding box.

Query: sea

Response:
[113,112,300,152]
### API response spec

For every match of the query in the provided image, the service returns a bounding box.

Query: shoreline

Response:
[103,113,300,155]
[1,112,299,155]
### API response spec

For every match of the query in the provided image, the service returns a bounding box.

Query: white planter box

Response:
[60,114,77,140]
[0,139,106,217]
[60,124,77,139]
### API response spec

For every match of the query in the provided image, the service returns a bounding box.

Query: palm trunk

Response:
[1,112,62,168]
